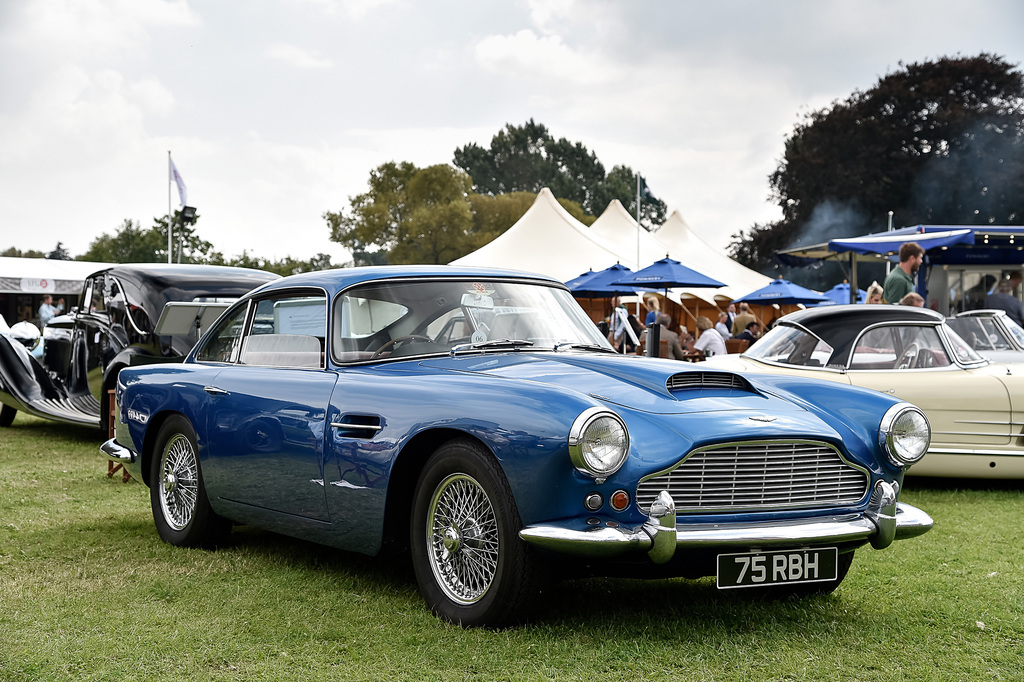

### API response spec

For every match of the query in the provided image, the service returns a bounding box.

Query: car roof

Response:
[954,309,1005,319]
[778,304,944,356]
[248,265,563,297]
[92,263,280,289]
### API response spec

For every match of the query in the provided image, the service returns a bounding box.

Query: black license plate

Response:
[716,548,838,589]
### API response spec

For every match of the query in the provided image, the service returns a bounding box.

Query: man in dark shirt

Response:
[735,321,762,346]
[986,279,1024,327]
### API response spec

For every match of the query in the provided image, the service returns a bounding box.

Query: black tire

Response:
[0,404,15,427]
[149,415,228,548]
[410,439,540,627]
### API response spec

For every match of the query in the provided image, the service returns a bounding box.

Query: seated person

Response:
[734,321,762,346]
[645,313,688,360]
[899,292,925,307]
[688,315,726,358]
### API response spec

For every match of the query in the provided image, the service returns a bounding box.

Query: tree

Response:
[593,166,667,230]
[326,163,479,265]
[78,210,212,264]
[47,242,72,260]
[152,210,216,263]
[210,251,336,276]
[79,219,164,263]
[1,247,46,258]
[731,54,1024,274]
[454,120,667,228]
[326,164,600,265]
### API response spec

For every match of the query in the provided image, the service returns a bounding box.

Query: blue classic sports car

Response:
[102,266,934,626]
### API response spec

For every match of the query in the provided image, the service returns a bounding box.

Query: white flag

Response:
[170,156,188,206]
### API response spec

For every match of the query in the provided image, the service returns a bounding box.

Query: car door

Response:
[846,324,1013,446]
[200,291,335,522]
[67,273,119,403]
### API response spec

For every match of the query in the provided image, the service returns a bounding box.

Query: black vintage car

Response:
[0,264,278,429]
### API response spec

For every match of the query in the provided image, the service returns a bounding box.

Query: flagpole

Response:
[636,174,641,317]
[167,151,173,264]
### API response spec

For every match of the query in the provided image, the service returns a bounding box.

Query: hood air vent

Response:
[666,371,753,392]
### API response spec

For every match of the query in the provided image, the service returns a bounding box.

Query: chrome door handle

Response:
[203,386,229,396]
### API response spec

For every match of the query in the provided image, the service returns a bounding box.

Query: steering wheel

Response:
[896,343,920,370]
[370,334,432,359]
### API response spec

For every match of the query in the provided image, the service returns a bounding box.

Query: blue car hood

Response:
[417,352,794,417]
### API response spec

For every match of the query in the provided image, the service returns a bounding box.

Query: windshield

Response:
[948,314,1023,352]
[743,324,836,368]
[941,324,987,365]
[331,279,612,363]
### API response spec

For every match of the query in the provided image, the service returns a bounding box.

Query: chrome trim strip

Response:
[932,430,1020,438]
[518,501,932,558]
[928,447,1024,457]
[330,422,382,432]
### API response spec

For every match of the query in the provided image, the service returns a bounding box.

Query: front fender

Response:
[0,334,61,410]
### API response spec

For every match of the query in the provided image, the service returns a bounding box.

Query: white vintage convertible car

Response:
[946,309,1024,363]
[705,304,1024,479]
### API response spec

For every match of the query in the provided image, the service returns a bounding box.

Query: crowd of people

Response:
[603,296,765,361]
[600,239,1024,361]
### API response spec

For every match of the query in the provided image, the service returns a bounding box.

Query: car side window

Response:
[851,326,950,370]
[89,275,107,313]
[195,303,250,363]
[240,294,326,368]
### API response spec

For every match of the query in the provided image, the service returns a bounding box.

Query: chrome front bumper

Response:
[518,481,933,564]
[101,438,143,481]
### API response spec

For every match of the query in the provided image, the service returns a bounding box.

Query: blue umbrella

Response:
[612,257,725,290]
[732,278,831,306]
[565,263,652,298]
[816,282,867,306]
[564,268,601,291]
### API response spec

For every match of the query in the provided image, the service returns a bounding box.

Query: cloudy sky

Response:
[2,0,1023,265]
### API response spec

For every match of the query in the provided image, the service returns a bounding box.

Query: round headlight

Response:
[880,403,931,467]
[568,407,629,478]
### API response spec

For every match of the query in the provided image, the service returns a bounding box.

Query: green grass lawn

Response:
[1,414,1022,681]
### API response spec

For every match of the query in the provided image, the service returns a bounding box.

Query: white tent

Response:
[451,188,623,282]
[0,256,113,295]
[654,210,772,301]
[452,190,773,305]
[588,199,672,270]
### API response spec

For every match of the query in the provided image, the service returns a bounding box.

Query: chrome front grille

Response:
[636,440,870,513]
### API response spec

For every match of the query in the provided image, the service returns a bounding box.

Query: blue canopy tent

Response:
[732,278,832,306]
[776,226,982,305]
[817,282,867,306]
[564,263,652,298]
[613,257,725,291]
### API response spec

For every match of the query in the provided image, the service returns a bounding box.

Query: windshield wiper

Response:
[450,338,534,355]
[553,342,617,353]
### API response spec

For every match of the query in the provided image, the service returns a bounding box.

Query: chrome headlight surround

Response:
[568,407,629,480]
[880,403,931,467]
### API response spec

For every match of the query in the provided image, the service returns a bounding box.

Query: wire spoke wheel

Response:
[426,473,499,604]
[411,439,541,626]
[159,433,200,531]
[149,415,228,548]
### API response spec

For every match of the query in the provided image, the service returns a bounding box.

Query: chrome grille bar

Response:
[636,439,870,513]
